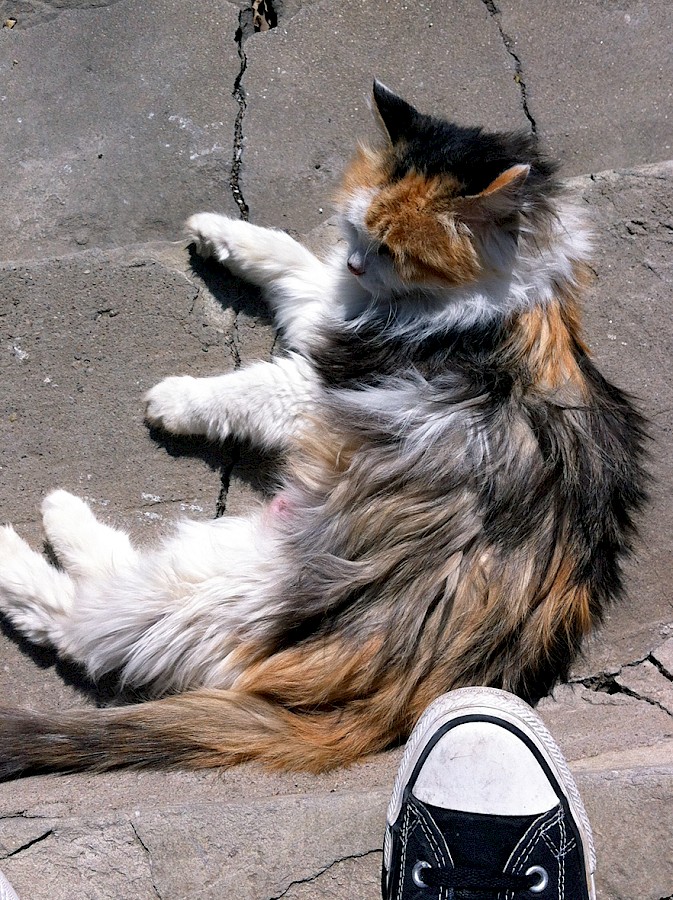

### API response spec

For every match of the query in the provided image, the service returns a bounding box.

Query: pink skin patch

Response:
[266,493,295,520]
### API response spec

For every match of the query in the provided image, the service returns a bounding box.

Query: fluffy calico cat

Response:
[0,82,646,778]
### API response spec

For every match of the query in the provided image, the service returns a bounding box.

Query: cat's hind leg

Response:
[41,489,139,580]
[0,525,75,646]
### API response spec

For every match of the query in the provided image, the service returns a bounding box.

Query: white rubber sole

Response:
[0,868,19,900]
[384,687,596,900]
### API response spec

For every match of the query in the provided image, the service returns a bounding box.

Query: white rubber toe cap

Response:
[412,721,561,816]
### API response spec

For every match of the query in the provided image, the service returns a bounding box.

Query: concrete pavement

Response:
[1,1,672,897]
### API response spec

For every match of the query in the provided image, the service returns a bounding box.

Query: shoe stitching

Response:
[560,810,566,900]
[510,811,564,900]
[395,805,411,900]
[500,810,552,900]
[505,807,555,872]
[411,798,455,900]
[510,807,563,872]
[409,797,453,865]
[396,801,444,900]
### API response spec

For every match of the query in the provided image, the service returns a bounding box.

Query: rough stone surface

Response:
[566,163,673,678]
[538,683,673,764]
[132,794,385,899]
[241,0,527,230]
[0,0,241,260]
[652,636,673,677]
[496,0,673,176]
[0,1,672,898]
[615,660,673,716]
[578,768,673,900]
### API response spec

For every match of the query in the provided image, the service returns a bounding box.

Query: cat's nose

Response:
[347,253,365,277]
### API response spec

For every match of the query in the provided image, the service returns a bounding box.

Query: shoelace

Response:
[414,861,541,894]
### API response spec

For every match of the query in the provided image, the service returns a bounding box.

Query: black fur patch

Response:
[373,80,559,200]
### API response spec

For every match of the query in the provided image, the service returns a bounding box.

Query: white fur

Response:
[145,353,316,449]
[0,199,590,695]
[186,213,336,351]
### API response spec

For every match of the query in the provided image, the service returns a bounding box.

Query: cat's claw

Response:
[185,212,235,263]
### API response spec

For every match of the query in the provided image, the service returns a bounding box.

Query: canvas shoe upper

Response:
[382,687,596,900]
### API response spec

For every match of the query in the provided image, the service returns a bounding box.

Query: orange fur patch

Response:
[233,634,385,707]
[364,171,481,286]
[507,280,589,395]
[333,144,388,205]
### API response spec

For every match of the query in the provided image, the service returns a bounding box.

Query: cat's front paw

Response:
[144,376,203,435]
[186,213,237,263]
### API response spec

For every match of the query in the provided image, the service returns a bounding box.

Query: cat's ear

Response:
[372,79,419,145]
[456,164,531,222]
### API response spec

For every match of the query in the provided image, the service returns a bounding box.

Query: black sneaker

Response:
[382,687,596,899]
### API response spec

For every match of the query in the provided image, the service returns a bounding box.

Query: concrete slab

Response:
[0,0,673,895]
[567,162,673,677]
[240,0,528,230]
[615,660,673,715]
[0,241,274,710]
[495,0,673,176]
[653,636,673,676]
[538,683,673,765]
[1,160,673,899]
[0,0,242,261]
[1,763,672,900]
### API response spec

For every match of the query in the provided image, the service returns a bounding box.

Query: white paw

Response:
[0,526,41,611]
[144,375,202,435]
[185,212,238,263]
[0,524,32,570]
[0,525,73,643]
[42,490,94,540]
[42,489,91,522]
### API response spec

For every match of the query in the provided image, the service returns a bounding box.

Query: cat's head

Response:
[336,81,559,298]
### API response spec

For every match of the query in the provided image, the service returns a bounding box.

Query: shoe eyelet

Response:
[412,861,432,888]
[526,865,549,893]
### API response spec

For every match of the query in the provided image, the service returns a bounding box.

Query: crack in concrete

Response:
[222,2,280,514]
[479,0,537,134]
[130,822,162,900]
[573,651,673,717]
[231,11,251,222]
[267,848,381,899]
[650,652,673,682]
[215,444,240,518]
[0,811,42,820]
[230,2,279,220]
[0,829,53,860]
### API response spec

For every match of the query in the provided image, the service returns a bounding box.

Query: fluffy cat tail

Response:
[0,689,395,780]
